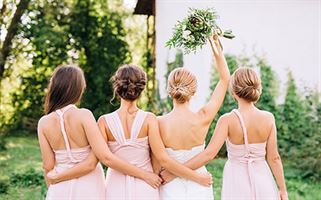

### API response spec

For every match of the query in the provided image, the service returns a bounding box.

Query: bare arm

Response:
[161,115,229,183]
[86,113,162,188]
[151,153,162,174]
[46,151,98,184]
[149,113,212,187]
[266,116,287,199]
[37,118,55,187]
[197,37,230,125]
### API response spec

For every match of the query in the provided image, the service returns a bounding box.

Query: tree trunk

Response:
[0,0,30,79]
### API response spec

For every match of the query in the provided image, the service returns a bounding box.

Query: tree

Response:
[8,0,72,131]
[70,0,131,117]
[256,58,279,113]
[1,0,132,132]
[0,0,30,79]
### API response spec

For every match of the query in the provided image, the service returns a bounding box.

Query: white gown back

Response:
[160,144,214,200]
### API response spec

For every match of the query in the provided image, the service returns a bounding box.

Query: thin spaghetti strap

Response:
[56,104,76,161]
[130,110,147,140]
[233,109,249,147]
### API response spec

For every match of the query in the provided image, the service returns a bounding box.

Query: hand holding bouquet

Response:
[166,8,235,54]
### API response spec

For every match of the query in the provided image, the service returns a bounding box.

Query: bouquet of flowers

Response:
[166,8,235,54]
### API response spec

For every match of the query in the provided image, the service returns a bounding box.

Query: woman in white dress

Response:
[157,36,230,199]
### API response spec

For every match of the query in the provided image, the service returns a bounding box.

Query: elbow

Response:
[157,154,171,169]
[42,163,53,172]
[267,154,282,165]
[100,154,113,168]
[87,160,98,172]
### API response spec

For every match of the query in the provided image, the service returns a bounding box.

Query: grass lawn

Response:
[0,135,320,200]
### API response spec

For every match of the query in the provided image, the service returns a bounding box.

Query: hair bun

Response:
[111,64,146,101]
[167,68,197,103]
[230,67,262,102]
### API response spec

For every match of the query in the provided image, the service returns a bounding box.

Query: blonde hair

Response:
[167,68,197,103]
[229,67,262,102]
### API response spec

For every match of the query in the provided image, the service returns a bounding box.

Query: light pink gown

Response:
[104,110,159,200]
[221,109,279,200]
[46,105,106,200]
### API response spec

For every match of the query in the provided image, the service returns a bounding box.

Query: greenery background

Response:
[0,0,320,199]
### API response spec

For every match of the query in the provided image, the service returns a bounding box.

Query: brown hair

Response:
[110,64,147,101]
[167,67,197,103]
[229,67,262,102]
[44,64,86,114]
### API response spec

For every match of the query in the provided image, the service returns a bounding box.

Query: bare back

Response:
[227,108,274,145]
[158,110,210,150]
[40,105,90,150]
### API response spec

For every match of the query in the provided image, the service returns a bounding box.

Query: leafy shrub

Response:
[10,168,44,187]
[0,179,9,194]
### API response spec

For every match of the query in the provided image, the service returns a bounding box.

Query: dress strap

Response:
[232,109,249,148]
[130,110,147,140]
[56,104,77,161]
[104,112,126,144]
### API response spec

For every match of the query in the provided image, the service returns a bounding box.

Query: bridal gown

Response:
[160,144,214,200]
[221,109,279,200]
[46,105,105,200]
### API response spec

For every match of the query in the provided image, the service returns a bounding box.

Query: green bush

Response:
[10,168,44,187]
[0,179,9,194]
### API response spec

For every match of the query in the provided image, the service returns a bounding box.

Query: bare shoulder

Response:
[38,114,50,130]
[155,113,170,125]
[258,110,275,121]
[97,114,107,127]
[145,111,157,123]
[219,112,233,122]
[78,108,94,116]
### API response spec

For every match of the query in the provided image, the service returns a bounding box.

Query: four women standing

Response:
[38,35,287,199]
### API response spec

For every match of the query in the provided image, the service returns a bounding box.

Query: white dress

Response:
[160,144,214,200]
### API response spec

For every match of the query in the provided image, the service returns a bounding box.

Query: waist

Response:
[165,145,205,163]
[227,155,265,164]
[55,151,90,165]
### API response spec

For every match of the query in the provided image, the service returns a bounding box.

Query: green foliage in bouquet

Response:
[166,8,235,54]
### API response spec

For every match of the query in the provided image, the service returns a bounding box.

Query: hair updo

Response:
[167,68,197,103]
[110,64,146,101]
[229,67,262,102]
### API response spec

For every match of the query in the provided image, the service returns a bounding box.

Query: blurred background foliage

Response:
[0,0,320,199]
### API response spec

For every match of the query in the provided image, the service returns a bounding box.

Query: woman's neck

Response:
[119,98,139,113]
[237,98,256,111]
[172,101,190,112]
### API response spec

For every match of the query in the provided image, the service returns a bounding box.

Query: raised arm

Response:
[83,112,161,189]
[266,115,288,200]
[161,114,229,183]
[148,113,212,187]
[197,36,230,124]
[37,118,55,187]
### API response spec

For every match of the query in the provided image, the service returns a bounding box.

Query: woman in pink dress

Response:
[47,64,212,199]
[162,67,288,200]
[38,64,106,199]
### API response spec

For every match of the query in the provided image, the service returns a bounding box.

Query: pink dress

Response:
[221,109,279,200]
[104,110,159,200]
[46,105,106,200]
